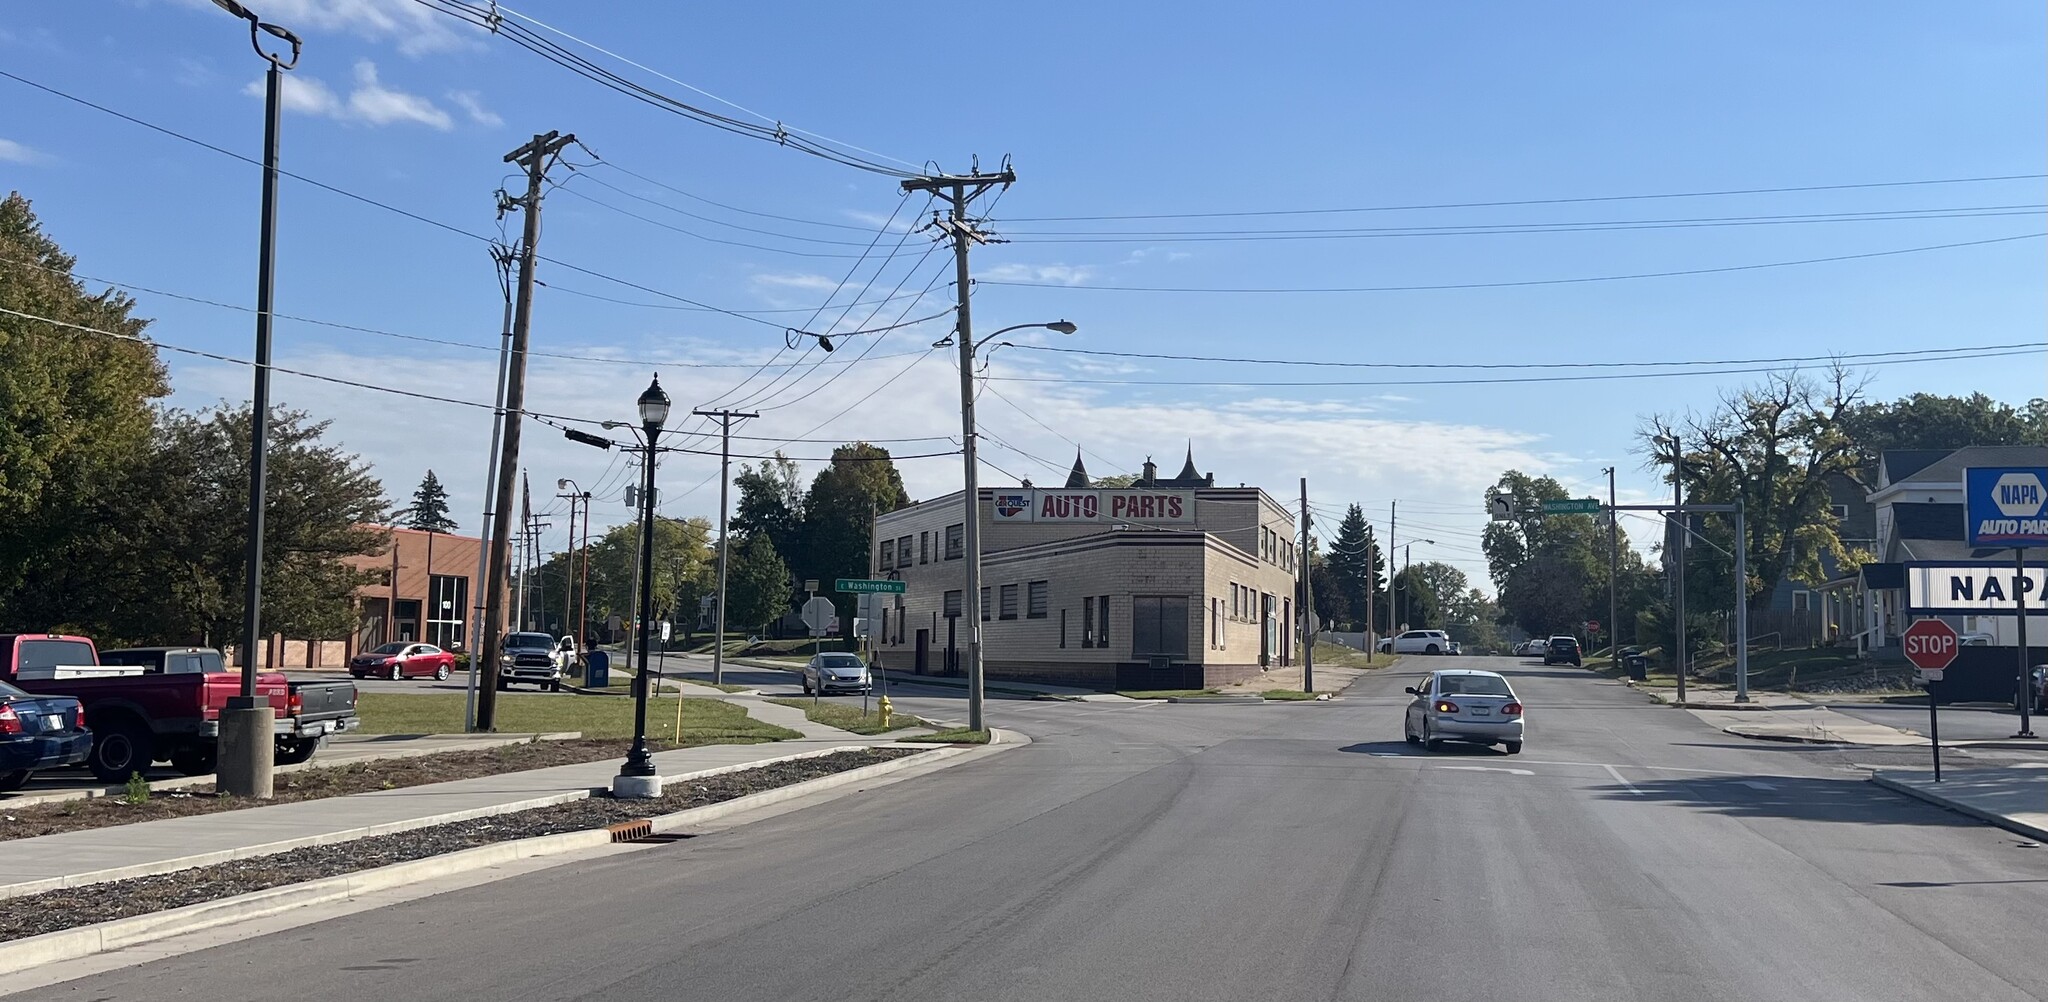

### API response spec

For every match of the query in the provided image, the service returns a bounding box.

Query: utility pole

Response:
[477,131,573,731]
[1606,466,1619,662]
[1388,501,1398,635]
[693,408,757,686]
[467,243,516,731]
[902,164,1014,735]
[513,480,531,633]
[1299,478,1314,693]
[1667,436,1688,705]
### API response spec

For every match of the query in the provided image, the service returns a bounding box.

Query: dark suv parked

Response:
[1544,636,1583,667]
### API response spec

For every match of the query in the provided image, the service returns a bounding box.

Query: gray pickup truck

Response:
[497,632,564,691]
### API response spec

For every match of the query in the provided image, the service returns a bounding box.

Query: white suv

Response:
[1384,629,1453,655]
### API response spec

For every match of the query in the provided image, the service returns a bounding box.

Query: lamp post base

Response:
[612,773,663,799]
[217,700,275,799]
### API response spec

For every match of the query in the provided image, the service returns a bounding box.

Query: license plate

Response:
[45,714,66,731]
[1470,707,1492,716]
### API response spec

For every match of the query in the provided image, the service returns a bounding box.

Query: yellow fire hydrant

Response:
[876,695,893,729]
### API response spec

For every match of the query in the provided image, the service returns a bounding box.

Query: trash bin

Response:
[585,650,609,688]
[1623,654,1649,681]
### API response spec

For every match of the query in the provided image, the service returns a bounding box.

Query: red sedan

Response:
[349,642,456,681]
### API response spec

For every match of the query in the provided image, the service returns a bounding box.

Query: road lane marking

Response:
[1603,763,1642,795]
[1738,780,1779,791]
[1439,765,1535,776]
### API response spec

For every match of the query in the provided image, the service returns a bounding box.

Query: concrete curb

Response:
[0,743,876,902]
[1869,774,2048,842]
[0,732,584,809]
[1163,695,1264,705]
[1718,726,1855,746]
[0,740,1013,977]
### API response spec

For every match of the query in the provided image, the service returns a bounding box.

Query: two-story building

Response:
[1821,445,2048,656]
[868,447,1300,690]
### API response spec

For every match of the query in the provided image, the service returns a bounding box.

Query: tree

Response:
[1841,391,2047,465]
[0,193,169,609]
[576,516,714,631]
[1092,472,1141,488]
[1308,549,1349,631]
[1324,504,1384,631]
[731,453,804,562]
[401,470,458,533]
[1408,561,1468,619]
[1482,469,1644,639]
[726,533,791,633]
[1389,564,1440,631]
[799,443,911,626]
[1645,367,1866,613]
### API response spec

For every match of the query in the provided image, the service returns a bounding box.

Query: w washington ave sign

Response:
[1966,466,2048,548]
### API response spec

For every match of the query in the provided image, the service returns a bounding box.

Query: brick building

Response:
[868,448,1300,690]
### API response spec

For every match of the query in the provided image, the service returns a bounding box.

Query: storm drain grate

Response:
[607,820,654,842]
[625,832,697,844]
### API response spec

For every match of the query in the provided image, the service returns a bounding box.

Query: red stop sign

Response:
[1901,619,1960,672]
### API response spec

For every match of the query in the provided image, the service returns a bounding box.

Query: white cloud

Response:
[751,273,844,294]
[976,263,1095,286]
[446,90,502,127]
[174,57,217,88]
[1121,246,1194,266]
[0,139,51,166]
[172,0,482,56]
[841,208,916,233]
[245,61,450,129]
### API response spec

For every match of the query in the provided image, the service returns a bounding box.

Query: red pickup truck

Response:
[0,633,358,782]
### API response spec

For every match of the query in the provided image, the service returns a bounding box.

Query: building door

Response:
[915,630,930,675]
[393,599,423,644]
[945,618,958,673]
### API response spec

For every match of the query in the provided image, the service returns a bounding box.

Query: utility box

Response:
[585,650,610,688]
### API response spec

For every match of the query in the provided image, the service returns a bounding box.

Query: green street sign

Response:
[1540,498,1603,515]
[837,578,907,594]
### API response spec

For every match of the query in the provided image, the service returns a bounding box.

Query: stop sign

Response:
[1901,619,1960,672]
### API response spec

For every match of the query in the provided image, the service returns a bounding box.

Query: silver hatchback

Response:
[802,653,871,695]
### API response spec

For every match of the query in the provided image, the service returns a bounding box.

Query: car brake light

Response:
[1434,700,1459,713]
[1502,701,1523,715]
[288,692,303,717]
[0,704,19,735]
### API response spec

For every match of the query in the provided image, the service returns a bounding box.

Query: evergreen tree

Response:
[1325,504,1384,631]
[402,470,458,533]
[727,533,792,632]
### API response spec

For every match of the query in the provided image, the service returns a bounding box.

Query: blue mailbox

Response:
[585,650,609,688]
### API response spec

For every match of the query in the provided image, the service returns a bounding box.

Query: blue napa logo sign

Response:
[1966,467,2048,548]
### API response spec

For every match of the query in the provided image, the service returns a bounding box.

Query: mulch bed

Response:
[0,747,920,942]
[0,739,712,842]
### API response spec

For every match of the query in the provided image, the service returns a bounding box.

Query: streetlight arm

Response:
[970,320,1077,352]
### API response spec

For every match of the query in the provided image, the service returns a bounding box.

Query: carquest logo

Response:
[993,493,1031,518]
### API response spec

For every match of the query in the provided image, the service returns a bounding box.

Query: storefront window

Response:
[1132,595,1189,657]
[999,584,1019,620]
[1028,581,1049,619]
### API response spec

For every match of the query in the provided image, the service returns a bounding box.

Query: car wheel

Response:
[170,744,217,777]
[547,680,561,693]
[390,663,403,681]
[275,735,326,765]
[1425,644,1440,655]
[435,664,450,681]
[802,678,813,695]
[0,769,31,793]
[1404,720,1420,746]
[1503,741,1523,755]
[1422,722,1444,752]
[88,718,153,784]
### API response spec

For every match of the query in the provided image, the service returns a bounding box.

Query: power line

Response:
[555,184,923,260]
[987,346,2045,387]
[998,339,2044,371]
[409,0,923,178]
[996,173,2048,222]
[535,279,931,315]
[574,172,880,243]
[999,205,2048,243]
[976,232,2046,293]
[593,160,880,232]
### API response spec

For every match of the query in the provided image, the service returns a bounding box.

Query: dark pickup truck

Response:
[2,634,358,781]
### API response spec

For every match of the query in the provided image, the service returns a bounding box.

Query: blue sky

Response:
[2,0,2042,591]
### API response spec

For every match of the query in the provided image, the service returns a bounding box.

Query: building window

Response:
[1210,597,1222,649]
[895,596,906,644]
[1027,581,1049,619]
[944,590,962,618]
[919,532,930,564]
[879,538,894,570]
[1132,595,1190,657]
[999,584,1019,620]
[1060,609,1067,648]
[1082,597,1095,646]
[897,535,913,568]
[945,523,964,560]
[1097,596,1111,648]
[981,586,992,621]
[1793,589,1812,612]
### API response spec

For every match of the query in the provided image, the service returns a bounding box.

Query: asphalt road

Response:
[20,656,2048,1001]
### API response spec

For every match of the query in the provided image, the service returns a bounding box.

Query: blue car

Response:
[0,679,90,793]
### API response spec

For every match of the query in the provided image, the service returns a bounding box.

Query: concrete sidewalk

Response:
[1687,705,1926,746]
[1872,767,2048,841]
[0,705,906,899]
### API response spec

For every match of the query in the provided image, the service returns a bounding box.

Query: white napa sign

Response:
[1905,563,2048,613]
